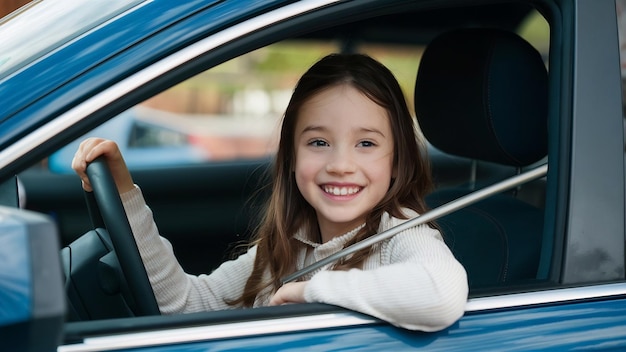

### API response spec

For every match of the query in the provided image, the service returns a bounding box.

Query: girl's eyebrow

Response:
[300,125,386,137]
[300,125,327,133]
[360,127,386,138]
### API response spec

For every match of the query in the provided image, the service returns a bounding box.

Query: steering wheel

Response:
[85,157,160,316]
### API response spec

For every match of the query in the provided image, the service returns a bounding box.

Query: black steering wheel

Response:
[85,157,160,316]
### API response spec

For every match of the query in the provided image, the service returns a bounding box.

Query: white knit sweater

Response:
[121,186,468,331]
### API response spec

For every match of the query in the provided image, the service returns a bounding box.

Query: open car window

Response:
[38,1,553,318]
[33,1,550,300]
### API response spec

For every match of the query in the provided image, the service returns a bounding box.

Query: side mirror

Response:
[0,204,65,351]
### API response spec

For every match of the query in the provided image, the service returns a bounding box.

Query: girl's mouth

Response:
[322,185,362,196]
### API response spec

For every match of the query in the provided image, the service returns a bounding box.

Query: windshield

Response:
[0,0,145,80]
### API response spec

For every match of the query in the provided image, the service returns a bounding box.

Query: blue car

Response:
[47,107,210,174]
[1,0,626,351]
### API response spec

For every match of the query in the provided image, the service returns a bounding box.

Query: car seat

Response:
[415,28,548,289]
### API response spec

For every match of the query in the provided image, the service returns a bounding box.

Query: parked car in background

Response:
[0,0,625,351]
[48,107,211,174]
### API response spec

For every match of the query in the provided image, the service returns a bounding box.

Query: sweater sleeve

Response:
[120,186,255,314]
[302,223,468,331]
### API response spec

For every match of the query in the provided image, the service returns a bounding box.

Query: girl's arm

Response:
[73,138,255,313]
[302,223,468,332]
[121,186,255,314]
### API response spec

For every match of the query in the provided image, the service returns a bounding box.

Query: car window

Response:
[18,0,563,324]
[30,3,553,271]
[47,10,550,173]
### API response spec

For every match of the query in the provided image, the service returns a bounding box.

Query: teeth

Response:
[323,185,360,195]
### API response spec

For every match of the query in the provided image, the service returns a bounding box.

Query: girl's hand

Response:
[269,282,308,306]
[71,138,134,194]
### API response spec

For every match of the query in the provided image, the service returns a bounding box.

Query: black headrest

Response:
[415,28,548,167]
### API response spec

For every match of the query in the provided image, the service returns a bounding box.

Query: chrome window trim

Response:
[58,313,378,352]
[465,282,626,312]
[0,0,342,170]
[58,283,626,351]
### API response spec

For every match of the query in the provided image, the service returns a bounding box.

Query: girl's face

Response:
[294,84,394,241]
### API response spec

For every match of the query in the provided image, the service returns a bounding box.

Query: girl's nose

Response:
[325,150,357,174]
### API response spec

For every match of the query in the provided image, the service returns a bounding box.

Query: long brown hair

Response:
[230,53,434,307]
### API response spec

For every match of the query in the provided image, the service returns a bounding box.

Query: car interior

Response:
[16,1,552,328]
[417,28,548,290]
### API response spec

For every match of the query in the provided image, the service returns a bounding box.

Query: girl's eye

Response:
[308,139,329,147]
[358,140,376,147]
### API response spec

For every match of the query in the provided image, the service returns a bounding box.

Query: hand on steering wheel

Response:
[85,157,160,316]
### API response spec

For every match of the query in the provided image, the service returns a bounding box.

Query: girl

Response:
[72,53,468,331]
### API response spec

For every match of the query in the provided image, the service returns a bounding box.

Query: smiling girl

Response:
[73,53,468,331]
